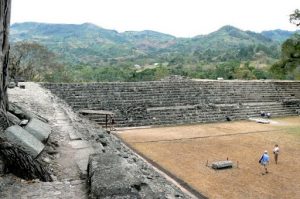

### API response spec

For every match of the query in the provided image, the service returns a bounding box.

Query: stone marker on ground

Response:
[25,118,51,142]
[212,160,233,169]
[2,125,44,158]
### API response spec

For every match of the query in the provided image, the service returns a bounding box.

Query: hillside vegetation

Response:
[9,22,299,82]
[271,34,300,79]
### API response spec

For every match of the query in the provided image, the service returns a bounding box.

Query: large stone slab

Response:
[69,130,82,140]
[88,153,143,198]
[59,125,82,140]
[75,147,96,179]
[9,103,49,123]
[25,118,51,142]
[2,125,44,158]
[69,140,90,149]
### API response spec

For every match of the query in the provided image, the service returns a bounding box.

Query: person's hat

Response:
[264,150,268,153]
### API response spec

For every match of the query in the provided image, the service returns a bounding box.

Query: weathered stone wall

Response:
[87,128,200,198]
[42,80,300,127]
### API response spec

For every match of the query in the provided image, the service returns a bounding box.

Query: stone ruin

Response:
[43,79,300,128]
[39,79,300,198]
[2,79,300,198]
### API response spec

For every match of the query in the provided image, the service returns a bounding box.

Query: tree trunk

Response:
[0,0,52,182]
[0,0,10,130]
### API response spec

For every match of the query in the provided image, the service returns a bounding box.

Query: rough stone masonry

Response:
[42,80,300,127]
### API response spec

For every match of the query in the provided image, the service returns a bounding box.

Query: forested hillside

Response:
[9,22,299,82]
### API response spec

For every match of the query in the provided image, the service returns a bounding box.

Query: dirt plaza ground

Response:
[118,117,300,199]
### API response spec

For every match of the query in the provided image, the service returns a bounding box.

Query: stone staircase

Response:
[42,80,300,127]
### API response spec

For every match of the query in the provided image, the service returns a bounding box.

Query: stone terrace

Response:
[42,80,300,127]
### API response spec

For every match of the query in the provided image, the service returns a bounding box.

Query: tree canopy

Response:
[9,42,64,82]
[270,9,300,80]
[290,9,300,27]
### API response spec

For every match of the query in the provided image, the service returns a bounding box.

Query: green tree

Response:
[43,65,73,82]
[9,42,59,81]
[234,67,256,80]
[270,9,300,80]
[290,9,300,27]
[215,61,240,79]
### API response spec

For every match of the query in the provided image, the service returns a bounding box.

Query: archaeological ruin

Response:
[40,79,300,198]
[1,0,299,197]
[43,79,300,127]
[1,78,300,198]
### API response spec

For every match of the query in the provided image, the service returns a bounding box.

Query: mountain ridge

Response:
[10,22,298,66]
[11,22,297,40]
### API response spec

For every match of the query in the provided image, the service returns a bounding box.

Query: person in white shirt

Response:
[273,144,280,164]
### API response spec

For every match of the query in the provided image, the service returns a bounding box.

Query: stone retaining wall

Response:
[87,128,198,198]
[42,80,300,127]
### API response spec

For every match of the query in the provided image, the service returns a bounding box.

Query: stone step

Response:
[42,81,300,127]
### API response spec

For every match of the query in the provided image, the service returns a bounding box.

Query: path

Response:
[1,82,102,199]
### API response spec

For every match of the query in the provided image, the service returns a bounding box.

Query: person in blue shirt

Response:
[259,150,270,174]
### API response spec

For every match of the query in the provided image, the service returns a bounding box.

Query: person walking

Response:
[259,150,270,175]
[273,144,280,164]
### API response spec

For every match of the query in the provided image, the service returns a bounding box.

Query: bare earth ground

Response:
[118,117,300,199]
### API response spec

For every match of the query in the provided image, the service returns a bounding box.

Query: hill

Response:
[11,22,297,67]
[169,25,281,63]
[261,29,299,43]
[9,22,300,82]
[10,22,177,66]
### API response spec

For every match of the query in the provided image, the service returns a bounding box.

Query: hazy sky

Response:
[11,0,300,37]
